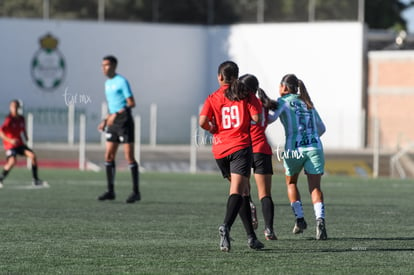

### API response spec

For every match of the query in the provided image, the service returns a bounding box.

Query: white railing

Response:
[25,104,207,173]
[390,143,414,179]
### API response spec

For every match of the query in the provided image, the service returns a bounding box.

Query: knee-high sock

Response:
[291,200,304,219]
[31,165,39,180]
[238,196,256,238]
[129,161,139,194]
[223,194,243,230]
[105,161,115,193]
[0,169,10,181]
[313,202,325,220]
[261,196,274,229]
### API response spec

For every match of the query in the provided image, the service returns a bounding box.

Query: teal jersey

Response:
[105,74,133,114]
[269,94,325,152]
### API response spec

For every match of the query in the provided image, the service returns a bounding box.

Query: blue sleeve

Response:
[314,109,326,137]
[268,98,285,122]
[121,78,133,99]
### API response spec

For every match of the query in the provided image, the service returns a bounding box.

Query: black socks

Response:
[129,161,140,194]
[105,161,115,193]
[261,196,275,229]
[223,194,243,229]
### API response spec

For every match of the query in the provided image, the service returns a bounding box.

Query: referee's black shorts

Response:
[105,110,135,143]
[216,146,252,179]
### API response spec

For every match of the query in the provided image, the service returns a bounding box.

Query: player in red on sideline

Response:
[0,100,48,188]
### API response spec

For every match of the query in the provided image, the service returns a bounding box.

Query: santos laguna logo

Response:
[31,33,66,91]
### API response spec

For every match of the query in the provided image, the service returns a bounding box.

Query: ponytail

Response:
[297,79,314,109]
[257,88,277,110]
[225,79,250,101]
[281,74,314,110]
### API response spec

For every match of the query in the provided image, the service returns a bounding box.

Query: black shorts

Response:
[216,146,252,179]
[105,111,135,143]
[252,153,273,175]
[6,145,33,158]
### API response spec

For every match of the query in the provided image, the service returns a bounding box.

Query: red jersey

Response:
[200,85,261,159]
[250,100,273,155]
[0,114,26,150]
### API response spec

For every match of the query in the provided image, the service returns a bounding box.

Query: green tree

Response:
[1,0,413,31]
[365,0,414,31]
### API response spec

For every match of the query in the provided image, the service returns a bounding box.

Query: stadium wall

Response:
[367,51,414,150]
[0,18,365,149]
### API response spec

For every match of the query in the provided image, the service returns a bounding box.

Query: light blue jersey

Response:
[269,93,325,153]
[105,74,133,114]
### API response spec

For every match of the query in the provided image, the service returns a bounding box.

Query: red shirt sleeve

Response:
[247,93,261,117]
[199,96,213,118]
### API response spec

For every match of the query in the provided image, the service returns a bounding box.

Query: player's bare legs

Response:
[307,173,323,204]
[286,174,307,234]
[286,174,300,202]
[255,174,272,200]
[23,149,46,186]
[0,156,16,187]
[105,141,119,162]
[3,156,16,171]
[23,149,37,166]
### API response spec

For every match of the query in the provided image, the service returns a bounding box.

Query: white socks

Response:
[313,202,325,220]
[291,201,304,219]
[292,201,325,220]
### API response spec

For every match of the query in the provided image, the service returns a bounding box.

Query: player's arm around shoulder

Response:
[268,97,285,123]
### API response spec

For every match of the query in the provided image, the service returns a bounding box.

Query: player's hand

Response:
[208,121,217,134]
[106,113,116,127]
[10,138,18,145]
[98,120,106,131]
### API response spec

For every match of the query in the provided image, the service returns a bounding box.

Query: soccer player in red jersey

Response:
[0,100,47,188]
[199,61,264,252]
[238,74,278,241]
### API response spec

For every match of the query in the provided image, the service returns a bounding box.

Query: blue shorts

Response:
[283,149,324,176]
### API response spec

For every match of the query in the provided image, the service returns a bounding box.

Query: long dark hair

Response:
[280,74,314,109]
[226,73,256,101]
[230,74,277,109]
[257,88,277,110]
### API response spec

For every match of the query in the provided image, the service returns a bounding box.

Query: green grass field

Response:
[0,168,413,274]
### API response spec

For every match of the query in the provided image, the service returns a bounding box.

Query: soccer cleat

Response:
[250,200,258,230]
[0,179,3,189]
[316,218,328,240]
[292,217,307,234]
[32,179,49,187]
[264,227,277,240]
[219,225,231,252]
[247,236,265,250]
[126,192,141,203]
[98,191,115,201]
